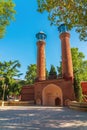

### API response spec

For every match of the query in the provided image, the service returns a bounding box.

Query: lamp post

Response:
[2,84,7,107]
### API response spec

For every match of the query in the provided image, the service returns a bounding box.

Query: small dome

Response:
[58,24,68,34]
[36,31,47,40]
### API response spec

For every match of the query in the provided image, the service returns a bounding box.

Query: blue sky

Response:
[0,0,87,79]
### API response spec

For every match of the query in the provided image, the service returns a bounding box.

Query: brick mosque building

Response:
[21,24,75,106]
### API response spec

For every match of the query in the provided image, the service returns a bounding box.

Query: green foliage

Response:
[0,0,16,38]
[9,81,21,96]
[46,69,49,79]
[49,65,57,79]
[71,48,87,102]
[18,80,26,86]
[37,0,87,41]
[25,64,37,85]
[0,60,22,100]
[71,48,87,81]
[0,60,22,79]
[73,74,82,102]
[57,61,62,77]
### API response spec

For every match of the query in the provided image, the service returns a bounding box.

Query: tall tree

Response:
[49,65,57,79]
[71,48,87,102]
[57,61,62,77]
[73,73,82,102]
[25,64,37,85]
[37,0,87,41]
[0,0,16,38]
[0,60,22,100]
[46,69,49,79]
[71,48,87,81]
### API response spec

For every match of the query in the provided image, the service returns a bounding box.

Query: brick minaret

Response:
[36,31,47,81]
[58,24,73,79]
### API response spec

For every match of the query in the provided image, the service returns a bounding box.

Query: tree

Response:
[0,60,22,100]
[71,48,87,102]
[46,69,49,79]
[73,73,82,102]
[25,64,37,85]
[37,0,87,41]
[0,0,16,38]
[57,48,87,102]
[9,81,21,97]
[71,48,87,81]
[49,65,57,79]
[57,61,62,77]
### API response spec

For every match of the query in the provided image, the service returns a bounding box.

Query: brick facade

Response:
[37,40,46,81]
[34,79,75,105]
[60,32,73,79]
[21,86,34,101]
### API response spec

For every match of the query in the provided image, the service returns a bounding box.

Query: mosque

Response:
[21,24,75,106]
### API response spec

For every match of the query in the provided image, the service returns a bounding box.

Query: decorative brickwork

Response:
[60,32,73,79]
[34,79,75,106]
[37,41,46,81]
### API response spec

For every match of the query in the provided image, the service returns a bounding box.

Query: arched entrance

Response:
[42,84,63,106]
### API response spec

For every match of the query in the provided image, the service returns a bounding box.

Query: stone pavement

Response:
[0,106,87,130]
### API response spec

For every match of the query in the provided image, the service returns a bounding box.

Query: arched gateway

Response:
[42,84,63,106]
[21,25,75,105]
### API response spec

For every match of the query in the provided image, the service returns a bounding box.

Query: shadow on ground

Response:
[0,107,87,130]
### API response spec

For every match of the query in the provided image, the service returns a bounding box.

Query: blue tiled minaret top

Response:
[36,31,47,41]
[58,24,68,34]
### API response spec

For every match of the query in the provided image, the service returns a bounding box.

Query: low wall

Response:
[21,86,34,101]
[81,81,87,95]
[0,100,34,106]
[68,101,87,111]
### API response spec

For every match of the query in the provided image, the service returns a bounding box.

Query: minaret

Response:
[36,31,47,81]
[58,24,73,79]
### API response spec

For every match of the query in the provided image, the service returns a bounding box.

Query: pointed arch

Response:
[42,84,63,106]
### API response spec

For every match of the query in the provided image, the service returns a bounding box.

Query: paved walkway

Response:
[0,106,87,130]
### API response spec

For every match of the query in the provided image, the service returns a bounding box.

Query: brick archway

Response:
[42,84,63,106]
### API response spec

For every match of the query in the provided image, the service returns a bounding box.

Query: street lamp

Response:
[2,84,7,107]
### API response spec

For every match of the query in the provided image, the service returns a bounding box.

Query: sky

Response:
[0,0,87,80]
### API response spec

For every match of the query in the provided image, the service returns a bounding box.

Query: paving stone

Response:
[0,106,87,130]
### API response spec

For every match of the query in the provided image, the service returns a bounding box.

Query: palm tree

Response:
[0,60,22,102]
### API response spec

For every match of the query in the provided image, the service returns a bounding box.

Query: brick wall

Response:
[21,86,34,101]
